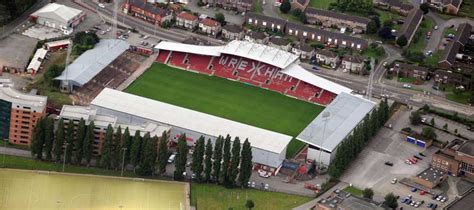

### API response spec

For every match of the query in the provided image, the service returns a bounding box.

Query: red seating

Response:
[250,63,278,84]
[263,71,299,93]
[169,52,188,68]
[233,58,259,80]
[187,54,213,75]
[311,90,336,105]
[210,54,238,80]
[288,81,321,100]
[156,50,170,63]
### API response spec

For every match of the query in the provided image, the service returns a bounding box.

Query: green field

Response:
[309,0,336,9]
[342,186,363,197]
[126,64,324,157]
[192,183,312,210]
[0,169,187,210]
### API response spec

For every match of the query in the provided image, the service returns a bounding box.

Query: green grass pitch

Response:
[125,63,324,157]
[0,169,187,210]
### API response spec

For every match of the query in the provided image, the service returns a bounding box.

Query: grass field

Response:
[407,17,434,52]
[309,0,335,9]
[0,169,187,210]
[191,183,312,210]
[342,186,363,197]
[126,64,324,157]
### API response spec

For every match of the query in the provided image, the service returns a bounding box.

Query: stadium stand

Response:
[187,53,213,75]
[156,50,170,63]
[154,40,352,106]
[75,51,146,103]
[168,51,188,69]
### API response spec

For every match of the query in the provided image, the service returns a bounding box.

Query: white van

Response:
[168,153,177,163]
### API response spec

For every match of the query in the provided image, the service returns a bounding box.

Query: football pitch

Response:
[125,64,324,156]
[0,169,188,210]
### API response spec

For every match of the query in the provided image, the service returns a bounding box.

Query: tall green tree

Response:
[384,193,398,208]
[31,117,45,159]
[174,134,188,181]
[137,133,157,176]
[204,139,213,182]
[220,135,231,185]
[74,118,86,164]
[396,35,408,48]
[214,12,225,25]
[363,188,374,199]
[65,121,75,164]
[157,131,169,175]
[238,139,253,187]
[212,136,223,182]
[100,125,114,169]
[43,117,54,160]
[228,137,241,187]
[245,200,255,210]
[192,136,205,182]
[130,130,142,171]
[53,119,65,162]
[83,121,95,166]
[422,127,437,140]
[409,111,422,125]
[111,126,122,170]
[279,0,291,13]
[122,127,132,164]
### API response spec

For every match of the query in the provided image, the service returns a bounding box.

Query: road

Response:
[81,0,224,45]
[0,0,49,40]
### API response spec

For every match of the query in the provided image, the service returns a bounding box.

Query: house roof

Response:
[296,43,314,52]
[31,3,83,24]
[305,7,371,25]
[296,92,375,152]
[379,0,414,11]
[200,18,220,27]
[454,23,472,46]
[342,55,364,63]
[439,41,461,66]
[397,9,423,40]
[245,13,287,26]
[268,37,290,46]
[317,49,337,58]
[458,141,474,156]
[223,24,243,33]
[128,0,171,17]
[443,0,462,8]
[177,12,197,21]
[285,22,369,46]
[249,31,266,40]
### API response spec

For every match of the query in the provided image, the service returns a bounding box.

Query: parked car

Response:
[403,84,412,89]
[167,153,177,163]
[411,187,417,192]
[414,155,423,160]
[98,3,105,8]
[385,161,394,166]
[419,152,426,157]
[434,25,439,30]
[391,178,398,184]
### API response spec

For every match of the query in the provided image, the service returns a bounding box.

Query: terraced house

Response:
[122,0,172,26]
[396,9,424,46]
[305,8,371,33]
[428,0,463,15]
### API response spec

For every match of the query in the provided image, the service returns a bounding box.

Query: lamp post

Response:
[62,142,69,172]
[121,147,127,176]
[317,112,330,169]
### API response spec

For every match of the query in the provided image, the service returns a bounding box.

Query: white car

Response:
[98,3,105,8]
[391,178,397,184]
[425,50,433,56]
[434,25,439,30]
[167,153,176,163]
[403,84,412,89]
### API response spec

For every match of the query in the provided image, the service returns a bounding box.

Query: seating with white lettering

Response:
[262,71,299,93]
[210,54,239,80]
[233,58,259,80]
[250,63,278,84]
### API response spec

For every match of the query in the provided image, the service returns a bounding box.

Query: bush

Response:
[409,111,422,125]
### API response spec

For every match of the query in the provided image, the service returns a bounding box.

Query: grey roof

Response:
[397,9,423,41]
[245,13,287,27]
[454,23,472,46]
[458,141,474,156]
[305,8,371,25]
[55,39,130,86]
[446,189,474,210]
[296,92,375,152]
[297,43,314,52]
[128,0,171,17]
[340,196,383,210]
[395,62,429,72]
[222,24,243,33]
[416,167,446,184]
[440,41,461,66]
[249,31,266,40]
[343,55,364,63]
[269,37,290,46]
[317,49,337,58]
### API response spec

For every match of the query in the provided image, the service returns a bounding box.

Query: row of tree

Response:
[328,98,390,178]
[31,117,254,188]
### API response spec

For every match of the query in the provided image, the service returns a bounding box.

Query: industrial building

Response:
[0,79,47,146]
[88,88,293,172]
[30,3,86,32]
[296,92,376,166]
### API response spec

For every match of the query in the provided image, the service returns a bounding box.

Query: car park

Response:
[385,161,394,166]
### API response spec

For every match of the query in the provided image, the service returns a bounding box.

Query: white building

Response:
[296,93,375,166]
[30,3,86,31]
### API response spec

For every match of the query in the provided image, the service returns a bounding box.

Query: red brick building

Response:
[122,0,172,26]
[432,139,474,181]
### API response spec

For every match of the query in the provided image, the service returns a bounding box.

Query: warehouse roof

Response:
[55,39,129,86]
[27,48,48,72]
[296,92,375,152]
[32,3,83,23]
[91,88,293,154]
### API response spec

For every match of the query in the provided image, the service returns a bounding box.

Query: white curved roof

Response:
[220,40,298,69]
[282,63,352,95]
